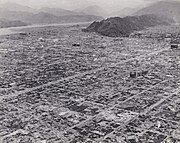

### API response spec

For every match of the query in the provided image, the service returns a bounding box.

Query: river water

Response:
[0,21,91,36]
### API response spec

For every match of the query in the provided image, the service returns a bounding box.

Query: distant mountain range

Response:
[111,7,140,17]
[40,7,84,16]
[0,19,27,28]
[0,2,37,13]
[134,1,180,23]
[27,13,103,24]
[1,1,180,28]
[0,2,103,27]
[76,5,109,17]
[83,0,180,37]
[83,14,173,37]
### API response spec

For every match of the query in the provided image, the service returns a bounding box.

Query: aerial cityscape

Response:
[0,0,180,143]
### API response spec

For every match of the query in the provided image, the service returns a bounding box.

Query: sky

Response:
[0,0,179,11]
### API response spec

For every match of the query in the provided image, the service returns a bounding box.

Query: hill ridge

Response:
[83,14,173,37]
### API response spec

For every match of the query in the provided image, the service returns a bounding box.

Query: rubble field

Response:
[0,24,180,143]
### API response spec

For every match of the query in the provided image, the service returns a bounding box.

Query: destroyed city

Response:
[0,0,180,142]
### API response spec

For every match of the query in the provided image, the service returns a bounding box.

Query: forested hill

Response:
[83,14,173,37]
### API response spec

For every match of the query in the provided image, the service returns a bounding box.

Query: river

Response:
[0,21,91,36]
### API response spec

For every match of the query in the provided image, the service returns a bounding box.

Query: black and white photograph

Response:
[0,0,180,142]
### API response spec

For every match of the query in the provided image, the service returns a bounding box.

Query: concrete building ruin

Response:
[170,38,180,49]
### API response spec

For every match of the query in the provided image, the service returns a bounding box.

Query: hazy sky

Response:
[0,0,179,11]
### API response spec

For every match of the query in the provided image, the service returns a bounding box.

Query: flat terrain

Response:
[0,24,180,143]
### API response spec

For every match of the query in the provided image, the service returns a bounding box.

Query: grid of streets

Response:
[0,24,180,143]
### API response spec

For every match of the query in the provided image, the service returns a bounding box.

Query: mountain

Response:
[0,9,103,25]
[79,5,107,17]
[111,7,140,17]
[83,14,173,37]
[0,19,27,28]
[0,9,34,22]
[134,1,180,23]
[40,7,84,16]
[0,2,37,13]
[25,13,103,24]
[27,12,60,24]
[0,3,103,25]
[56,15,103,24]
